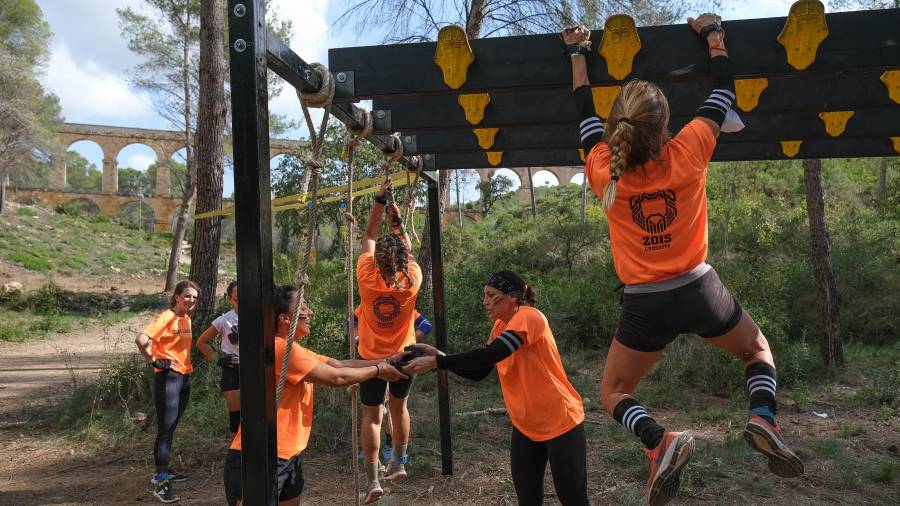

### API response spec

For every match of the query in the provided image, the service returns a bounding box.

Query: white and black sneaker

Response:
[153,480,179,503]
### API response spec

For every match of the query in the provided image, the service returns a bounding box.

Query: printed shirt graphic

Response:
[356,252,423,359]
[585,118,717,285]
[143,309,193,374]
[212,309,239,362]
[231,337,328,459]
[490,306,584,442]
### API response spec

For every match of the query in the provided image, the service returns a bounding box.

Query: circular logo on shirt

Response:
[372,295,401,328]
[630,189,677,234]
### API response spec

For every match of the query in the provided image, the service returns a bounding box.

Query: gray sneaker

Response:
[383,462,407,482]
[152,480,179,503]
[363,479,383,504]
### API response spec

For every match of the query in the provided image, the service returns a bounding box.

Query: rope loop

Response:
[377,133,404,173]
[297,63,335,109]
[346,109,373,150]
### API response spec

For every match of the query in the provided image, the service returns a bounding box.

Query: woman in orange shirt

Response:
[134,280,199,503]
[356,179,422,503]
[563,13,802,506]
[404,271,588,506]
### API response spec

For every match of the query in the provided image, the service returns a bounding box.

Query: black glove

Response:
[391,347,426,369]
[217,354,236,368]
[227,326,239,345]
[150,359,172,371]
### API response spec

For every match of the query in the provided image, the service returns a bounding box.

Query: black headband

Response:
[486,272,525,300]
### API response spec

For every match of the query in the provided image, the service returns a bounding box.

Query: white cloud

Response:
[43,43,153,122]
[125,154,155,171]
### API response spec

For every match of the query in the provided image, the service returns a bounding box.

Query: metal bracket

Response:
[420,154,436,171]
[401,134,418,154]
[333,70,355,100]
[373,109,392,132]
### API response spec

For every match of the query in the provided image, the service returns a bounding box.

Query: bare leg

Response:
[600,339,663,416]
[361,404,383,464]
[704,310,773,367]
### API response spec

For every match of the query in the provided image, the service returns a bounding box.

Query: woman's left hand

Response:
[561,25,590,46]
[403,356,437,375]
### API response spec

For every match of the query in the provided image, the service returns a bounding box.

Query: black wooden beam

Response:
[330,9,900,100]
[427,178,453,476]
[432,137,900,169]
[372,69,899,131]
[396,108,899,153]
[265,32,436,177]
[228,1,278,505]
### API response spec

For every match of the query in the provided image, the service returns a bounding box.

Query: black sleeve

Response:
[435,330,524,371]
[573,85,605,153]
[695,55,735,126]
[447,365,494,381]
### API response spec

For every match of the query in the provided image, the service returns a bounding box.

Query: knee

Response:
[362,406,383,425]
[600,380,626,417]
[739,333,771,366]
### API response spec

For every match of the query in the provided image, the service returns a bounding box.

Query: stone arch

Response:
[116,142,158,196]
[570,172,585,184]
[16,195,45,208]
[531,169,560,187]
[56,196,103,216]
[118,200,155,231]
[61,140,105,192]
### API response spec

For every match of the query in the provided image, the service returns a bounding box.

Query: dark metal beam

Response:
[372,68,899,131]
[228,1,277,505]
[392,108,900,154]
[431,137,900,169]
[265,31,436,179]
[329,9,900,100]
[427,178,453,476]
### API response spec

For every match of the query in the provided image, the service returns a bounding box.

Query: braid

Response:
[395,241,410,290]
[375,234,409,290]
[604,121,634,209]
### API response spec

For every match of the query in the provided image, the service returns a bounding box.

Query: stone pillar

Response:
[155,161,172,197]
[102,158,118,193]
[49,158,67,190]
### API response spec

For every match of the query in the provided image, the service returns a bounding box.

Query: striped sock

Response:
[613,398,665,450]
[746,362,778,423]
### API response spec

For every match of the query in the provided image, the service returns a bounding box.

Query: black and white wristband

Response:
[566,43,590,58]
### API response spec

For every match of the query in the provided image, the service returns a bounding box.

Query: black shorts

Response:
[615,267,743,353]
[224,449,303,505]
[359,374,416,406]
[220,365,240,392]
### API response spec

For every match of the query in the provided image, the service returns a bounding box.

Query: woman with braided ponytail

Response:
[356,178,423,504]
[564,13,803,506]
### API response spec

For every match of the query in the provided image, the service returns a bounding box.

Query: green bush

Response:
[6,250,52,271]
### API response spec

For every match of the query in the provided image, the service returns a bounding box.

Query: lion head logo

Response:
[372,295,401,324]
[629,190,677,234]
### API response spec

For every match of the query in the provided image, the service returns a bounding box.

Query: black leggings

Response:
[510,423,590,506]
[153,370,191,470]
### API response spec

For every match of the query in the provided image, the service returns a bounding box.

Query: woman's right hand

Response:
[377,362,408,382]
[688,13,724,42]
[407,343,440,356]
[561,25,590,46]
[377,178,393,197]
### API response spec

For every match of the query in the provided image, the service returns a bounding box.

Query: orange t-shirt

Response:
[491,306,584,442]
[356,252,422,359]
[586,118,717,285]
[143,309,193,374]
[231,337,328,460]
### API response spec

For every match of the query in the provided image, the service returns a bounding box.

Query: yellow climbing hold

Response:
[434,25,474,90]
[778,0,828,70]
[472,128,499,150]
[881,70,900,104]
[591,86,621,118]
[781,140,802,158]
[486,151,503,166]
[457,93,491,125]
[734,78,769,112]
[819,111,854,137]
[891,137,900,155]
[598,14,641,80]
[578,149,585,162]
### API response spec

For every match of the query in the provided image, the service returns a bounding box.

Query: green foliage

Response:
[64,151,102,192]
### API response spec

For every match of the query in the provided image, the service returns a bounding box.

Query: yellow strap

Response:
[195,171,413,219]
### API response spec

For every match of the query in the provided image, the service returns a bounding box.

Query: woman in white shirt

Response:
[197,281,241,433]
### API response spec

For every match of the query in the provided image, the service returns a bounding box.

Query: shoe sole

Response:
[152,491,179,503]
[150,477,187,485]
[383,470,407,482]
[363,487,384,504]
[648,432,695,506]
[744,423,804,478]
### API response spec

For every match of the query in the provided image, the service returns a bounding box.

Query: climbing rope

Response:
[342,108,371,506]
[276,63,334,408]
[378,133,404,207]
[402,155,424,245]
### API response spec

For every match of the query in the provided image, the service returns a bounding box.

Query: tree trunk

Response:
[165,7,197,293]
[188,0,227,325]
[527,168,537,217]
[802,158,844,372]
[878,157,887,193]
[0,171,7,214]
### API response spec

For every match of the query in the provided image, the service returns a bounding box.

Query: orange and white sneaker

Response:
[744,415,804,478]
[644,431,694,506]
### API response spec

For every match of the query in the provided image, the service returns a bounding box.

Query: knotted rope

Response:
[402,155,424,245]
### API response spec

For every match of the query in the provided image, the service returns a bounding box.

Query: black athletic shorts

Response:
[615,265,743,353]
[359,373,416,406]
[224,449,303,505]
[220,365,240,392]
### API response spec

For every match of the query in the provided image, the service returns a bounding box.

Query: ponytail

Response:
[604,120,635,209]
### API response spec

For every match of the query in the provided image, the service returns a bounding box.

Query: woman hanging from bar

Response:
[403,271,589,506]
[355,178,423,504]
[196,280,241,434]
[562,12,803,506]
[223,284,407,506]
[134,280,199,504]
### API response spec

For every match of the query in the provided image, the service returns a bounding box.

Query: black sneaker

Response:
[153,480,179,503]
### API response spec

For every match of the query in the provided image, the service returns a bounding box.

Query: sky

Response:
[36,0,804,200]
